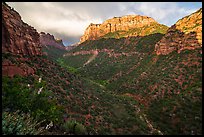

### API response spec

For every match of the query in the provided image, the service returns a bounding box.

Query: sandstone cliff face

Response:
[39,32,65,50]
[80,15,167,43]
[2,2,42,56]
[155,8,202,55]
[2,2,42,77]
[2,59,35,77]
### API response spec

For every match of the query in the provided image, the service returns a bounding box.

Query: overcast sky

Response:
[7,2,202,46]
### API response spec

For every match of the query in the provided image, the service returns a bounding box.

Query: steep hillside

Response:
[42,42,67,63]
[2,2,156,135]
[2,2,202,135]
[63,33,164,78]
[65,45,76,51]
[2,2,42,78]
[40,32,66,50]
[155,8,202,55]
[60,8,202,135]
[80,15,168,43]
[2,2,42,56]
[3,53,154,135]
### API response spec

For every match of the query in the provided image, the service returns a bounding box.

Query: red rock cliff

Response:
[39,32,65,50]
[2,2,42,56]
[155,8,202,55]
[80,15,161,43]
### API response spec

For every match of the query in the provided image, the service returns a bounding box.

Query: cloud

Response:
[6,2,201,45]
[131,2,198,26]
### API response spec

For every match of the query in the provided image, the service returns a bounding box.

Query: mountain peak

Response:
[79,14,166,44]
[155,8,202,55]
[39,32,65,50]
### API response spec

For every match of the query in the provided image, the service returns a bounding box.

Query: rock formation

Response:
[55,39,64,45]
[65,46,75,51]
[155,8,202,55]
[65,42,79,51]
[80,15,168,43]
[2,59,35,77]
[39,32,65,50]
[2,2,42,56]
[2,2,42,77]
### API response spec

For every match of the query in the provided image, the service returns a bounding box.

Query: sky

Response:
[6,2,202,46]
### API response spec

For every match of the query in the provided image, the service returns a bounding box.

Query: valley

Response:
[2,2,202,135]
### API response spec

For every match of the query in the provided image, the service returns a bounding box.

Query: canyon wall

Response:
[80,15,163,43]
[2,2,42,77]
[39,32,65,50]
[155,8,202,55]
[2,2,42,56]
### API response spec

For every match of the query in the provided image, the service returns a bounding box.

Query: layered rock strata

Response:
[80,15,164,43]
[2,2,42,77]
[2,2,42,56]
[155,8,202,55]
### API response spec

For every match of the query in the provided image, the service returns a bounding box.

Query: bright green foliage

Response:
[42,45,67,63]
[61,54,93,68]
[2,75,64,125]
[56,58,79,74]
[95,79,109,86]
[2,110,44,135]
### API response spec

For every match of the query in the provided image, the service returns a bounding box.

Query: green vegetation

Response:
[102,22,168,39]
[3,18,201,134]
[63,33,164,84]
[62,120,87,135]
[55,28,202,135]
[61,54,93,68]
[57,58,79,74]
[2,53,152,135]
[42,45,67,63]
[147,93,202,135]
[2,75,64,128]
[95,79,109,86]
[103,30,127,39]
[2,110,44,135]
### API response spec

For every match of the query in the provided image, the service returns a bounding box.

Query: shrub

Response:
[2,75,64,126]
[2,110,44,135]
[62,120,87,135]
[62,120,76,133]
[75,123,87,135]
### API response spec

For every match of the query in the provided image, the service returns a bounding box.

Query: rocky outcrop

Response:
[2,2,42,56]
[65,42,79,51]
[2,59,35,77]
[80,15,168,43]
[155,8,202,55]
[63,49,142,58]
[39,32,65,50]
[55,39,64,46]
[65,46,75,51]
[2,2,42,77]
